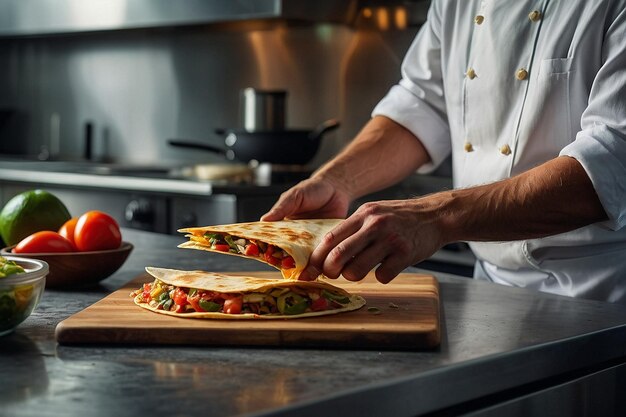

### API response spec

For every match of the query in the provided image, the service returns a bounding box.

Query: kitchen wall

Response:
[0,17,429,170]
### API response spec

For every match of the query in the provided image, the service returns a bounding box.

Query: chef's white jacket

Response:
[373,0,626,302]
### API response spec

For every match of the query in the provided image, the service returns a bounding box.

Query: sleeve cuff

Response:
[372,83,451,174]
[560,125,626,230]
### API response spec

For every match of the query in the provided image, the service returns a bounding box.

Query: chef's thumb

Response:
[260,208,284,221]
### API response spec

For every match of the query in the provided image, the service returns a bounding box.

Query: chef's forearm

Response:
[435,156,608,244]
[312,116,431,200]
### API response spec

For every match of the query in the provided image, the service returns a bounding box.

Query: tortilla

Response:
[132,267,366,319]
[178,219,342,280]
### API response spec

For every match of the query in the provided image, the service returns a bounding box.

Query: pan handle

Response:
[167,139,227,155]
[308,119,340,140]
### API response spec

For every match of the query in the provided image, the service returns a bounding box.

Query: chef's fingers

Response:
[306,219,362,279]
[321,223,375,279]
[341,241,390,282]
[375,253,409,284]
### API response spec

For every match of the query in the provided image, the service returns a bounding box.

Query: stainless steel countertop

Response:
[0,158,454,198]
[0,165,216,195]
[0,160,294,196]
[1,228,625,417]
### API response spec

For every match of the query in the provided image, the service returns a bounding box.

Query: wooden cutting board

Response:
[55,271,441,350]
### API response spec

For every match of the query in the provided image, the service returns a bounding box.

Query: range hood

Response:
[0,0,429,37]
[0,0,356,36]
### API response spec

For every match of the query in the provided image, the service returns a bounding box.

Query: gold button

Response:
[464,142,474,152]
[466,67,477,79]
[500,144,512,155]
[528,10,542,22]
[474,15,484,25]
[515,68,528,80]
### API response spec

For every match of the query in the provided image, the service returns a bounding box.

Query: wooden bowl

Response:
[0,242,133,288]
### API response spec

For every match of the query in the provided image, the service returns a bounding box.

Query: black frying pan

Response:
[168,119,339,165]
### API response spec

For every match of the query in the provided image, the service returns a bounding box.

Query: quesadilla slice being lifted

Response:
[178,219,342,280]
[131,267,365,319]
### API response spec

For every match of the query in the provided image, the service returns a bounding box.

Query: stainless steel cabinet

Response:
[0,183,278,235]
[460,362,626,417]
[0,184,170,233]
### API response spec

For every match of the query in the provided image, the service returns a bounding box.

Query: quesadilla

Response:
[178,219,342,280]
[131,267,366,319]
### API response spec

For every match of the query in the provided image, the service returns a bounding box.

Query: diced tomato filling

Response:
[131,279,351,316]
[310,296,329,312]
[142,283,153,301]
[244,243,259,256]
[202,232,295,272]
[214,244,230,252]
[281,256,295,269]
[186,293,203,312]
[172,288,187,306]
[223,296,243,314]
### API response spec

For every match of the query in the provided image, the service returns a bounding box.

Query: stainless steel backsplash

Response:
[0,22,419,168]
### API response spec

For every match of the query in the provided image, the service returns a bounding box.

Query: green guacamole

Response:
[0,256,33,334]
[0,256,25,278]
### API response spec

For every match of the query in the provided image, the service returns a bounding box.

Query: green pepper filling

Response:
[277,292,309,315]
[321,289,350,304]
[198,299,221,312]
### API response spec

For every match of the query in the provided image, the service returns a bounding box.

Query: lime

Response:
[0,190,71,246]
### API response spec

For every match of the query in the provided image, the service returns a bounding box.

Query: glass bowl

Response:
[0,256,48,336]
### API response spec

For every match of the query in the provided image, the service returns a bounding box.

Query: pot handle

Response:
[308,119,340,140]
[167,139,226,155]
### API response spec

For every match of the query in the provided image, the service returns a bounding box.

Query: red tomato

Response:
[186,294,203,312]
[263,245,280,266]
[172,288,187,306]
[244,243,259,256]
[58,217,78,246]
[223,296,243,314]
[310,296,329,312]
[281,256,295,269]
[74,210,122,251]
[214,244,230,252]
[14,231,75,253]
[142,283,153,302]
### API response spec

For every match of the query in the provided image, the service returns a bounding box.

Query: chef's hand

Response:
[299,198,446,283]
[261,176,351,221]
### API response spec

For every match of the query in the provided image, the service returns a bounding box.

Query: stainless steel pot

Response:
[240,88,287,132]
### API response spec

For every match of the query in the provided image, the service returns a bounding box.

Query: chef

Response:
[262,0,626,303]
